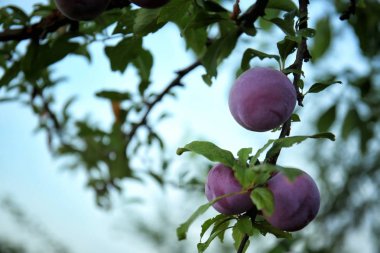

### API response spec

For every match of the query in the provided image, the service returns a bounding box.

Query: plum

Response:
[129,0,169,8]
[205,163,253,215]
[229,67,296,132]
[264,170,320,231]
[55,0,110,21]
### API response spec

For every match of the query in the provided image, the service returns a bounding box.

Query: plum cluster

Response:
[206,164,320,232]
[205,67,320,232]
[55,0,169,21]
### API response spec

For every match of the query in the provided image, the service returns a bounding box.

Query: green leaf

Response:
[341,108,361,139]
[235,147,253,188]
[266,0,297,12]
[132,48,153,95]
[0,61,21,87]
[201,28,239,84]
[269,17,295,36]
[237,148,252,166]
[105,37,142,73]
[176,141,236,167]
[253,221,292,239]
[317,105,336,132]
[265,133,335,160]
[310,17,332,61]
[251,187,274,215]
[232,223,250,252]
[177,202,212,240]
[96,90,131,101]
[235,216,256,236]
[200,214,229,239]
[251,139,276,163]
[280,167,303,182]
[277,38,297,65]
[291,113,301,122]
[306,80,342,94]
[133,8,164,36]
[241,48,280,71]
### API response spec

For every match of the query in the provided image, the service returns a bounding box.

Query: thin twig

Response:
[126,60,201,143]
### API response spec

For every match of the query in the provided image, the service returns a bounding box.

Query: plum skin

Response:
[129,0,169,8]
[229,67,296,132]
[264,170,320,232]
[55,0,110,21]
[205,163,253,215]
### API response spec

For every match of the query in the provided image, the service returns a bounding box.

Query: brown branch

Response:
[237,0,269,27]
[0,0,131,42]
[126,60,201,143]
[266,0,310,165]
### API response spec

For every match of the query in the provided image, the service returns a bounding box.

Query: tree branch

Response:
[0,0,130,42]
[237,207,258,253]
[237,0,269,27]
[126,60,201,143]
[266,0,310,165]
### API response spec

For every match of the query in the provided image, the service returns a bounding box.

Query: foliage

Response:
[1,0,380,252]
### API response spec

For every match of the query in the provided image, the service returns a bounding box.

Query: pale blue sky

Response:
[0,1,373,253]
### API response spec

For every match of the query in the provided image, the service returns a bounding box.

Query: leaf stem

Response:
[237,207,258,253]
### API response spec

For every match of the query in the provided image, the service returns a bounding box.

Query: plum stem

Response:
[237,207,258,253]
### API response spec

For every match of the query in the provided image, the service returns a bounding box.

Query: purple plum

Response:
[205,163,253,215]
[129,0,169,8]
[229,67,296,132]
[55,0,110,21]
[264,170,320,231]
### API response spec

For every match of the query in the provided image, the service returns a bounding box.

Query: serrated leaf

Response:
[317,105,336,132]
[265,133,335,160]
[176,141,236,167]
[241,48,280,71]
[306,80,342,94]
[251,187,274,215]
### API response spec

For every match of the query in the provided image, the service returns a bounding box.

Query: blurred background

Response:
[0,0,379,252]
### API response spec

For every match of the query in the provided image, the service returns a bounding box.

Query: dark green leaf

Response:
[241,48,280,71]
[176,141,236,167]
[306,80,342,94]
[341,108,361,139]
[251,187,274,215]
[96,90,131,101]
[134,8,164,36]
[105,37,142,73]
[235,216,256,236]
[201,28,239,84]
[277,38,297,65]
[269,17,295,36]
[310,17,332,61]
[317,105,336,132]
[265,133,335,160]
[253,221,292,239]
[266,0,297,12]
[232,225,250,252]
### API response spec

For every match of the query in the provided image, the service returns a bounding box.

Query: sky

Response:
[0,1,374,253]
